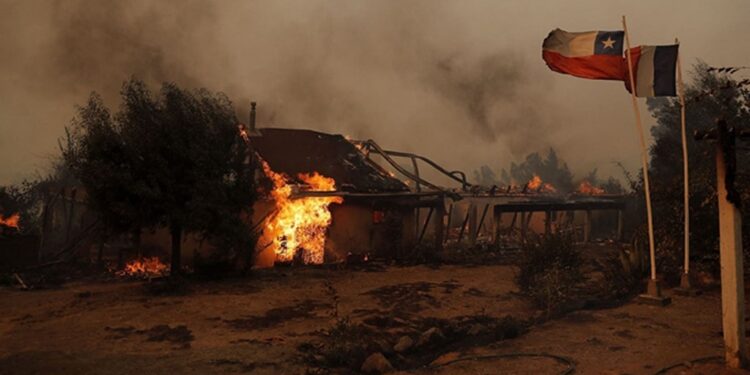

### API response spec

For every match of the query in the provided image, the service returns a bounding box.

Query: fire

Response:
[117,257,169,278]
[0,212,20,229]
[577,180,605,195]
[526,175,556,193]
[261,161,343,264]
[237,124,249,142]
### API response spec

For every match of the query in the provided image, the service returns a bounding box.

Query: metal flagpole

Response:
[675,38,693,292]
[622,15,668,302]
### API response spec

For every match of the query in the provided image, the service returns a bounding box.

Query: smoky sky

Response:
[1,0,748,186]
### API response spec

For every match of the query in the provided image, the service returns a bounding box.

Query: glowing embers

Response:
[526,175,556,193]
[0,212,20,229]
[117,257,169,278]
[260,161,343,265]
[577,180,605,195]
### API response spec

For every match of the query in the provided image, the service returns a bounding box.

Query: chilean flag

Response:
[626,45,679,97]
[542,29,627,80]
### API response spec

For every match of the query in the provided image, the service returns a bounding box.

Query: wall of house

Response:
[252,200,417,267]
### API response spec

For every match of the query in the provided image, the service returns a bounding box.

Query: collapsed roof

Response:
[249,128,408,193]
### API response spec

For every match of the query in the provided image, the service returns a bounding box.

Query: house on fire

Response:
[247,127,436,267]
[31,104,629,270]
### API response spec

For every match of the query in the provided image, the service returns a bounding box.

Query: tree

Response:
[502,148,575,192]
[646,61,750,280]
[472,165,500,186]
[63,79,256,274]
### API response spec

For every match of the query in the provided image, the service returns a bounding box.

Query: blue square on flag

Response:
[594,31,624,55]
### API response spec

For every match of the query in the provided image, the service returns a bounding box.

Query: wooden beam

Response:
[468,203,478,245]
[433,201,445,252]
[715,122,748,368]
[583,210,592,243]
[493,209,502,245]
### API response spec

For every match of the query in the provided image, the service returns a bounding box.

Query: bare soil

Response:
[0,261,748,375]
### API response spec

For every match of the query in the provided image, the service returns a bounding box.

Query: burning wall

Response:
[249,128,414,267]
[259,161,343,265]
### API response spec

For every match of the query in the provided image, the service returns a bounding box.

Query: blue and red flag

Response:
[542,29,627,80]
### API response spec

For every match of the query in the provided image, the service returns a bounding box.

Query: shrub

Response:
[515,232,583,314]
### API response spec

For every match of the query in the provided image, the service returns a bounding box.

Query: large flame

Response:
[0,212,20,229]
[261,161,343,264]
[526,175,556,193]
[577,180,605,195]
[117,257,169,278]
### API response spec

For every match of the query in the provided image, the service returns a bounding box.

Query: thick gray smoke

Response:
[2,1,748,185]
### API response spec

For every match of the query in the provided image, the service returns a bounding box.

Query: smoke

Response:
[6,1,744,185]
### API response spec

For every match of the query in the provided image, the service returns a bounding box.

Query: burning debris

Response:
[577,180,605,195]
[260,161,343,265]
[0,212,20,229]
[117,257,170,278]
[525,175,556,193]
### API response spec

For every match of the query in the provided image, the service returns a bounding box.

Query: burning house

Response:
[32,103,628,271]
[242,103,628,267]
[247,127,426,267]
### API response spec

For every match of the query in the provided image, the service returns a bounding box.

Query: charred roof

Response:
[249,128,408,193]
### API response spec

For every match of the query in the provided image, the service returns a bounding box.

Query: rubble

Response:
[360,352,393,374]
[416,327,445,347]
[393,335,413,353]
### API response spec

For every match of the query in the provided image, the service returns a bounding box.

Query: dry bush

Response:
[515,232,583,314]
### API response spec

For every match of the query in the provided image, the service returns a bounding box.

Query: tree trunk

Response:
[170,224,182,276]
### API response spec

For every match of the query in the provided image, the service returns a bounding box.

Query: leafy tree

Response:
[646,61,750,280]
[63,79,256,274]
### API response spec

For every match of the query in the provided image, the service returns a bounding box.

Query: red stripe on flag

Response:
[623,46,642,94]
[542,50,627,81]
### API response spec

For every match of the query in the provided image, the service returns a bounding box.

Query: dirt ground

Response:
[0,261,748,375]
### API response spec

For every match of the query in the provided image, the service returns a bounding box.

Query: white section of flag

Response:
[542,29,597,57]
[635,46,656,97]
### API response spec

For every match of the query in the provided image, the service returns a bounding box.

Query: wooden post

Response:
[616,209,624,242]
[475,204,490,241]
[433,200,445,252]
[675,37,693,291]
[623,16,665,303]
[444,204,453,241]
[493,207,502,245]
[468,203,478,245]
[583,210,592,243]
[715,120,747,368]
[544,211,552,236]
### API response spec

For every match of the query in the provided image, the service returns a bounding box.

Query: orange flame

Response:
[237,124,249,142]
[261,161,343,264]
[0,212,20,229]
[526,175,556,193]
[117,257,169,278]
[577,180,605,195]
[526,175,542,190]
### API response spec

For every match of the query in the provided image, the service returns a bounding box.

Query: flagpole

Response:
[675,38,692,290]
[622,16,660,289]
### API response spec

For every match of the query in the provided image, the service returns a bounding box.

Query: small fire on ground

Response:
[0,212,20,229]
[577,180,605,195]
[117,257,169,278]
[526,175,556,193]
[260,161,343,265]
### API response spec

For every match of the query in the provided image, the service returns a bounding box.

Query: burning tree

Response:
[502,148,575,193]
[63,79,256,274]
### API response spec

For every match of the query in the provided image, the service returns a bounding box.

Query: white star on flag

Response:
[602,37,616,49]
